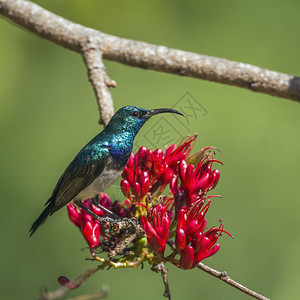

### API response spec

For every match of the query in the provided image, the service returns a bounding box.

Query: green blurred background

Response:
[1,1,299,299]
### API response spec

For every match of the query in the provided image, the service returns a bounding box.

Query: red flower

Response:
[141,204,171,257]
[121,135,197,201]
[171,151,221,206]
[67,193,112,250]
[175,198,231,269]
[67,135,230,270]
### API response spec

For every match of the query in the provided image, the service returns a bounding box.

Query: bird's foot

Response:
[75,200,116,224]
[76,200,139,236]
[91,196,119,219]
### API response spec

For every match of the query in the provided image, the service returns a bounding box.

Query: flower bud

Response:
[208,169,220,190]
[58,276,77,289]
[140,172,150,196]
[67,204,81,227]
[121,179,131,198]
[179,245,194,270]
[132,182,141,198]
[175,228,186,251]
[143,149,154,169]
[82,221,100,249]
[126,153,135,168]
[178,160,188,182]
[136,146,148,161]
[99,193,112,209]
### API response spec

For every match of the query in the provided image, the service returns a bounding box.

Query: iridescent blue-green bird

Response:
[30,106,184,236]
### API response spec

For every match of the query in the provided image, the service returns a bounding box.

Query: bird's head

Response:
[106,106,185,136]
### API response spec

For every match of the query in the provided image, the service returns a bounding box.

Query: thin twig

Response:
[40,267,105,300]
[81,38,115,126]
[166,240,269,300]
[68,286,110,300]
[1,0,299,105]
[197,262,270,300]
[151,263,171,300]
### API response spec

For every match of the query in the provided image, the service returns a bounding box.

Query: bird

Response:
[30,106,184,236]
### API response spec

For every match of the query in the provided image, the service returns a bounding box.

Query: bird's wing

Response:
[50,148,109,213]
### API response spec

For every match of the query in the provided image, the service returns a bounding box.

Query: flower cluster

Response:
[175,198,229,269]
[121,135,196,201]
[141,204,170,257]
[67,194,112,249]
[67,135,231,270]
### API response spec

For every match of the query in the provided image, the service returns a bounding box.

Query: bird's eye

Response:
[132,111,139,117]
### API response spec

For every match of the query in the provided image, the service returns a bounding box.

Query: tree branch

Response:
[166,239,269,300]
[151,263,171,300]
[39,267,109,300]
[197,262,270,300]
[1,0,299,111]
[81,38,116,125]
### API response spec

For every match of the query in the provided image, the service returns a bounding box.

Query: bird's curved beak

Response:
[145,108,185,118]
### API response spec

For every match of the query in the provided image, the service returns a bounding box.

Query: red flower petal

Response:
[179,160,187,182]
[121,179,131,198]
[175,228,186,251]
[82,221,99,249]
[132,182,141,198]
[179,245,194,270]
[67,204,82,227]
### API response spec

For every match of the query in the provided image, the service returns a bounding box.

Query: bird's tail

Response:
[29,198,55,237]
